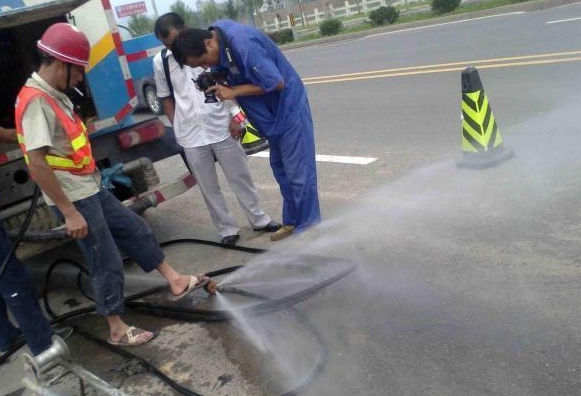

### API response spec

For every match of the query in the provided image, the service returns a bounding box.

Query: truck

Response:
[0,0,268,254]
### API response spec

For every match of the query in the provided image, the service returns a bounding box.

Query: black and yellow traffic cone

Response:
[457,67,513,169]
[241,122,269,155]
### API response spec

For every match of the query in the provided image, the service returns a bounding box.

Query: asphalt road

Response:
[286,3,581,179]
[5,3,581,395]
[278,3,581,395]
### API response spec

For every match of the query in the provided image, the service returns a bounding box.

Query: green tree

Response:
[199,0,224,25]
[127,14,155,36]
[239,0,264,26]
[171,0,204,28]
[223,0,239,20]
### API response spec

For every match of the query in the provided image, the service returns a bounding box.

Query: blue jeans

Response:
[0,225,53,355]
[53,189,165,317]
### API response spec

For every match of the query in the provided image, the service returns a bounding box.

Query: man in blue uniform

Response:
[171,21,321,241]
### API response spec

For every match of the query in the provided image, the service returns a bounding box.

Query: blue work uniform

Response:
[211,20,321,232]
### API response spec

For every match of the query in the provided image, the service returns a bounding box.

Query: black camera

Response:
[193,70,228,103]
[194,72,219,103]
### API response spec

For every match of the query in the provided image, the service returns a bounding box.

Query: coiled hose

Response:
[0,237,357,396]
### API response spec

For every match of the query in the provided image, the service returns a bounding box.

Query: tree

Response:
[239,0,264,26]
[223,0,238,20]
[199,0,224,25]
[171,0,204,28]
[127,14,155,36]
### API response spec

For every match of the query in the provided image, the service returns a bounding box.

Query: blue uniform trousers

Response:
[0,225,53,355]
[269,104,321,232]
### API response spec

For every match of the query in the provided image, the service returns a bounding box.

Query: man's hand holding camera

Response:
[193,71,234,102]
[207,84,236,101]
[193,72,242,139]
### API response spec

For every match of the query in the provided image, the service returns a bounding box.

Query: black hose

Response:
[43,258,91,319]
[2,237,350,396]
[0,185,41,280]
[35,258,331,396]
[129,261,356,322]
[71,306,327,396]
[7,228,68,241]
[72,326,205,396]
[159,237,267,254]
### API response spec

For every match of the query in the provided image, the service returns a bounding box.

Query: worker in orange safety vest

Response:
[15,23,208,347]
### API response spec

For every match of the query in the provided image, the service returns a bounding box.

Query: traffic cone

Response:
[457,67,513,169]
[241,122,269,155]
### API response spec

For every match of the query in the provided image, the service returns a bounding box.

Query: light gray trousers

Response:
[183,136,271,238]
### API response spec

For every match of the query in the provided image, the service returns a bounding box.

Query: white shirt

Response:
[153,50,232,148]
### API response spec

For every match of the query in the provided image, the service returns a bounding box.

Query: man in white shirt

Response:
[153,13,280,245]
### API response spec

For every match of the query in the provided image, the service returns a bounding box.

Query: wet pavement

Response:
[4,1,581,394]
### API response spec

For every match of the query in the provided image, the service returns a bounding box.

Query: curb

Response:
[280,0,581,50]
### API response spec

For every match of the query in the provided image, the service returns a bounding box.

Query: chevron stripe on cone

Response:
[457,67,513,169]
[241,123,269,155]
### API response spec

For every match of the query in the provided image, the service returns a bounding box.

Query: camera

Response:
[194,71,227,103]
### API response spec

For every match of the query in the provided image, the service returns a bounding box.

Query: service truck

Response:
[0,0,201,248]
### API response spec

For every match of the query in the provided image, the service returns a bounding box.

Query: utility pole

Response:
[297,0,307,26]
[150,0,159,18]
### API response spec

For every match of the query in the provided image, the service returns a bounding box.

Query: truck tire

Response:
[144,85,163,115]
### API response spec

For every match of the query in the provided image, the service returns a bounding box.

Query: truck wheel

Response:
[145,85,163,115]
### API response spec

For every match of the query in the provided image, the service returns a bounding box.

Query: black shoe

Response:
[221,234,240,246]
[253,221,282,232]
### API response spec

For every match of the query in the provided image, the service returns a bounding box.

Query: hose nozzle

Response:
[204,280,219,295]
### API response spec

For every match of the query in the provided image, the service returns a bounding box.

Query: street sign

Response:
[115,1,147,18]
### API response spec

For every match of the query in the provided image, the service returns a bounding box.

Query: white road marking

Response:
[250,151,377,164]
[365,12,525,38]
[546,16,581,24]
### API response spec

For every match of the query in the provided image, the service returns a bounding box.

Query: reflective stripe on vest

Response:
[15,86,95,175]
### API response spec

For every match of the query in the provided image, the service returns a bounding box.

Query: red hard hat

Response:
[37,23,90,67]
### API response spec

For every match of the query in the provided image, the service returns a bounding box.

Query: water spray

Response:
[17,238,357,396]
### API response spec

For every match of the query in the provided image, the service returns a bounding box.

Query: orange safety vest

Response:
[15,86,95,175]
